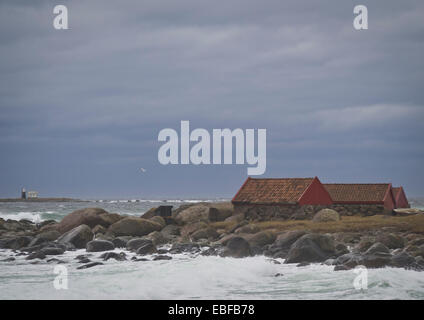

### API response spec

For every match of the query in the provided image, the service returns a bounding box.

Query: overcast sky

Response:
[0,0,423,199]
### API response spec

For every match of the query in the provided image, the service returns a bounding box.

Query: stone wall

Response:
[233,203,388,221]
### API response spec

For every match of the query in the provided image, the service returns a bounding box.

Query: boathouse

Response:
[232,177,333,220]
[323,183,396,214]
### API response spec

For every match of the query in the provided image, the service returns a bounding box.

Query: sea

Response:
[1,198,424,300]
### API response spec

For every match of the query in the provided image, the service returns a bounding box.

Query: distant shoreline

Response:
[0,198,88,203]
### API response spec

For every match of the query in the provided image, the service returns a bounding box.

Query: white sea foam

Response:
[0,249,423,300]
[0,211,43,223]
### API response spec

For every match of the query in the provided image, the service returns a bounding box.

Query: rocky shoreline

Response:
[1,203,424,272]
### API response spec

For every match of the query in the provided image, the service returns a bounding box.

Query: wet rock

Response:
[29,230,61,247]
[169,242,201,254]
[112,236,132,248]
[46,258,65,264]
[132,257,149,262]
[136,241,157,255]
[107,217,162,237]
[390,251,416,269]
[0,236,32,250]
[285,233,336,264]
[86,239,115,252]
[265,230,307,259]
[126,238,153,252]
[221,237,251,258]
[153,255,172,261]
[354,237,375,253]
[57,224,94,249]
[26,251,46,260]
[297,262,310,267]
[77,262,103,269]
[40,247,65,255]
[274,273,283,277]
[180,222,208,238]
[1,257,15,262]
[100,251,127,261]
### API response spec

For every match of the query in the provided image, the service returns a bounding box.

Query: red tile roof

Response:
[323,183,391,203]
[232,177,315,204]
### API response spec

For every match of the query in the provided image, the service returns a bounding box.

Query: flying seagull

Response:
[140,168,147,173]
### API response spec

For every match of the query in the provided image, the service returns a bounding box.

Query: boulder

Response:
[112,236,132,248]
[107,217,162,237]
[354,237,375,253]
[169,242,201,254]
[180,221,208,238]
[57,224,94,249]
[161,225,180,238]
[390,251,416,269]
[265,230,307,259]
[40,247,65,255]
[190,227,219,241]
[221,237,251,258]
[29,230,61,247]
[175,205,210,224]
[56,208,122,234]
[285,233,336,264]
[136,241,157,255]
[126,238,153,252]
[147,231,168,245]
[153,255,172,261]
[312,209,340,222]
[86,240,115,252]
[150,216,166,229]
[0,236,33,250]
[100,252,127,261]
[247,231,276,248]
[224,213,245,224]
[92,225,107,235]
[77,262,103,270]
[376,233,405,249]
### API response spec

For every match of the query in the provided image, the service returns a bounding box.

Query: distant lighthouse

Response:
[21,188,27,200]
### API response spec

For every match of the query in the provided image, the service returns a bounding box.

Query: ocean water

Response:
[0,199,424,300]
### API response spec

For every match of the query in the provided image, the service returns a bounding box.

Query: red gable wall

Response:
[393,187,410,208]
[298,177,333,206]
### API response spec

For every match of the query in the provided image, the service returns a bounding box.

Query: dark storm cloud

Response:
[0,0,423,198]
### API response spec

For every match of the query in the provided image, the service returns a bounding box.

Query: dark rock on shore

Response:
[126,238,152,252]
[77,262,103,269]
[265,230,307,259]
[0,236,32,250]
[285,233,336,264]
[86,240,115,252]
[169,242,201,254]
[100,252,127,261]
[153,255,172,261]
[136,241,157,255]
[221,237,251,258]
[57,224,93,249]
